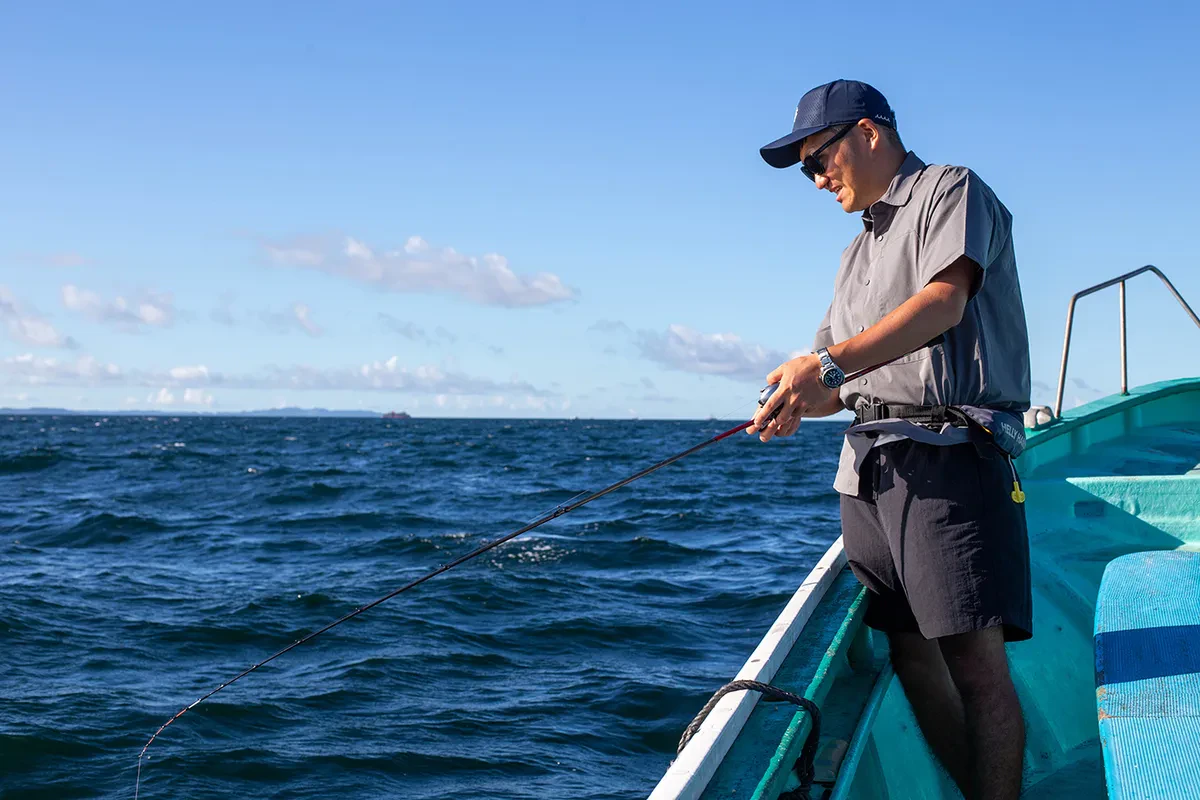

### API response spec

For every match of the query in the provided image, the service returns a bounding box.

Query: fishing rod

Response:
[133,341,935,796]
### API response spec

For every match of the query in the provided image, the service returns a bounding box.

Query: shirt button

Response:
[861,378,868,385]
[864,278,870,285]
[858,325,865,333]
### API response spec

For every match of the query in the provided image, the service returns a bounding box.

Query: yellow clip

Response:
[1004,455,1025,503]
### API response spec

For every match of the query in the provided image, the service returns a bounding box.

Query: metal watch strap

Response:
[816,347,841,373]
[816,347,845,389]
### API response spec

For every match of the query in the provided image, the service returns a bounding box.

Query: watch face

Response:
[822,368,845,389]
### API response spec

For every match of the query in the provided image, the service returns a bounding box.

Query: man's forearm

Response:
[804,389,845,417]
[826,257,973,375]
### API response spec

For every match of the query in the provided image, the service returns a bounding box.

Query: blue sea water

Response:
[0,415,843,799]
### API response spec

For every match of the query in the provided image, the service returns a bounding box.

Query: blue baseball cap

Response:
[760,79,897,169]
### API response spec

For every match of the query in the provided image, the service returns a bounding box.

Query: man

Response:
[749,79,1033,800]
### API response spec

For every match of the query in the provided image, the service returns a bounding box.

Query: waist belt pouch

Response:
[954,406,1027,458]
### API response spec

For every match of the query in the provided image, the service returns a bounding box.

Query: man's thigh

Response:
[840,461,921,635]
[877,440,1032,641]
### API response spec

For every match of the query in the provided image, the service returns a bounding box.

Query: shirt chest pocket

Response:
[861,230,919,324]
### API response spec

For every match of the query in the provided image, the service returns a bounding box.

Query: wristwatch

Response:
[816,347,846,389]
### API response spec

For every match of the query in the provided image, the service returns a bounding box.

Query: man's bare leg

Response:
[888,631,970,795]
[939,627,1025,800]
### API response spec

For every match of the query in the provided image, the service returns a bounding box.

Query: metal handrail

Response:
[1054,265,1200,418]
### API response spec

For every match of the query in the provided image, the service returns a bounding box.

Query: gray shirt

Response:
[813,152,1031,495]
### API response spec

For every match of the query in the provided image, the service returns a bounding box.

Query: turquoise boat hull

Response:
[651,378,1200,799]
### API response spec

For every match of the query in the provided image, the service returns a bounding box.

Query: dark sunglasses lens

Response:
[800,156,822,180]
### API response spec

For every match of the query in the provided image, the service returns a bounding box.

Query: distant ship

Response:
[382,411,411,419]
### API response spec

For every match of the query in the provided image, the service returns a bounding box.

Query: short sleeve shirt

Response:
[814,152,1031,495]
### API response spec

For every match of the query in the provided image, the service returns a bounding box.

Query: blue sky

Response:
[1,1,1197,418]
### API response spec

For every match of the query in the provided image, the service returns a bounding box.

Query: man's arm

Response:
[799,388,844,418]
[750,256,976,441]
[827,255,976,374]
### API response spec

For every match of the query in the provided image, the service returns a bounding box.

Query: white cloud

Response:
[145,387,214,407]
[12,316,73,348]
[61,284,98,311]
[292,303,322,337]
[2,353,122,385]
[261,233,576,308]
[169,365,210,381]
[0,351,553,399]
[635,324,795,381]
[0,286,78,348]
[275,356,549,396]
[183,388,215,406]
[61,284,174,331]
[148,387,176,405]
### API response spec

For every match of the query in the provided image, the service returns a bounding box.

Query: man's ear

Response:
[859,119,881,151]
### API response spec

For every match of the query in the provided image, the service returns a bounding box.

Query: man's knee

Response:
[887,631,944,681]
[937,627,1014,700]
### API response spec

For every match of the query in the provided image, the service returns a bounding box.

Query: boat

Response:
[651,266,1200,799]
[382,411,411,419]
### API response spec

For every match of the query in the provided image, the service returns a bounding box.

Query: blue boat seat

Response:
[1094,550,1200,799]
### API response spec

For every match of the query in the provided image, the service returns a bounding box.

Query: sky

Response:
[1,1,1198,418]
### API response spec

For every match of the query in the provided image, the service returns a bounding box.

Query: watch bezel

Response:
[821,366,846,388]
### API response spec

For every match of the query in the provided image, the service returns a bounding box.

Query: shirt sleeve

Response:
[812,302,834,351]
[920,168,1008,295]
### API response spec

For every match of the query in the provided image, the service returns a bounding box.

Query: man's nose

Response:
[814,173,831,191]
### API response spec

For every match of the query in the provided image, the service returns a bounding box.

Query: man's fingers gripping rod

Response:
[755,335,946,430]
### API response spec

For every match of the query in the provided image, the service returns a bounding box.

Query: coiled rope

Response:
[676,679,822,800]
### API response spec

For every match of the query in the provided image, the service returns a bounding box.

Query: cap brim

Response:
[759,124,828,169]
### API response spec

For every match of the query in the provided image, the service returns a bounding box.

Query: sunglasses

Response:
[799,123,856,182]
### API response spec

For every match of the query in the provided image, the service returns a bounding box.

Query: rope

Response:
[676,679,822,800]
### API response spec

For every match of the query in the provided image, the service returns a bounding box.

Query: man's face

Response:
[798,123,867,213]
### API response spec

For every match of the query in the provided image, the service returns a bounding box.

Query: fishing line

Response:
[133,343,930,796]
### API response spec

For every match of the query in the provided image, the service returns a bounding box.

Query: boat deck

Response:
[672,380,1200,800]
[1015,406,1200,798]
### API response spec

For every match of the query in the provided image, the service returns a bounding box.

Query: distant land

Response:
[0,406,401,419]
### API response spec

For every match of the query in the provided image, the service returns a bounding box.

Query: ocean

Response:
[0,415,844,799]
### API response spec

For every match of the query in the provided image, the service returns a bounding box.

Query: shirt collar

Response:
[861,151,926,231]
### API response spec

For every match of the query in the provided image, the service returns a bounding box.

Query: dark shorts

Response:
[841,438,1033,642]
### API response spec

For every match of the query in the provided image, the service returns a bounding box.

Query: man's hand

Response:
[749,256,975,444]
[748,354,836,442]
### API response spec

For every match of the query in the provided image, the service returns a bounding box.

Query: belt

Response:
[854,403,967,428]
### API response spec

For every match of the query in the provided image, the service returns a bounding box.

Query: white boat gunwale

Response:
[648,536,848,800]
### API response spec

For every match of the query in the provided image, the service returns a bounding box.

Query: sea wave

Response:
[0,449,66,474]
[0,415,843,800]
